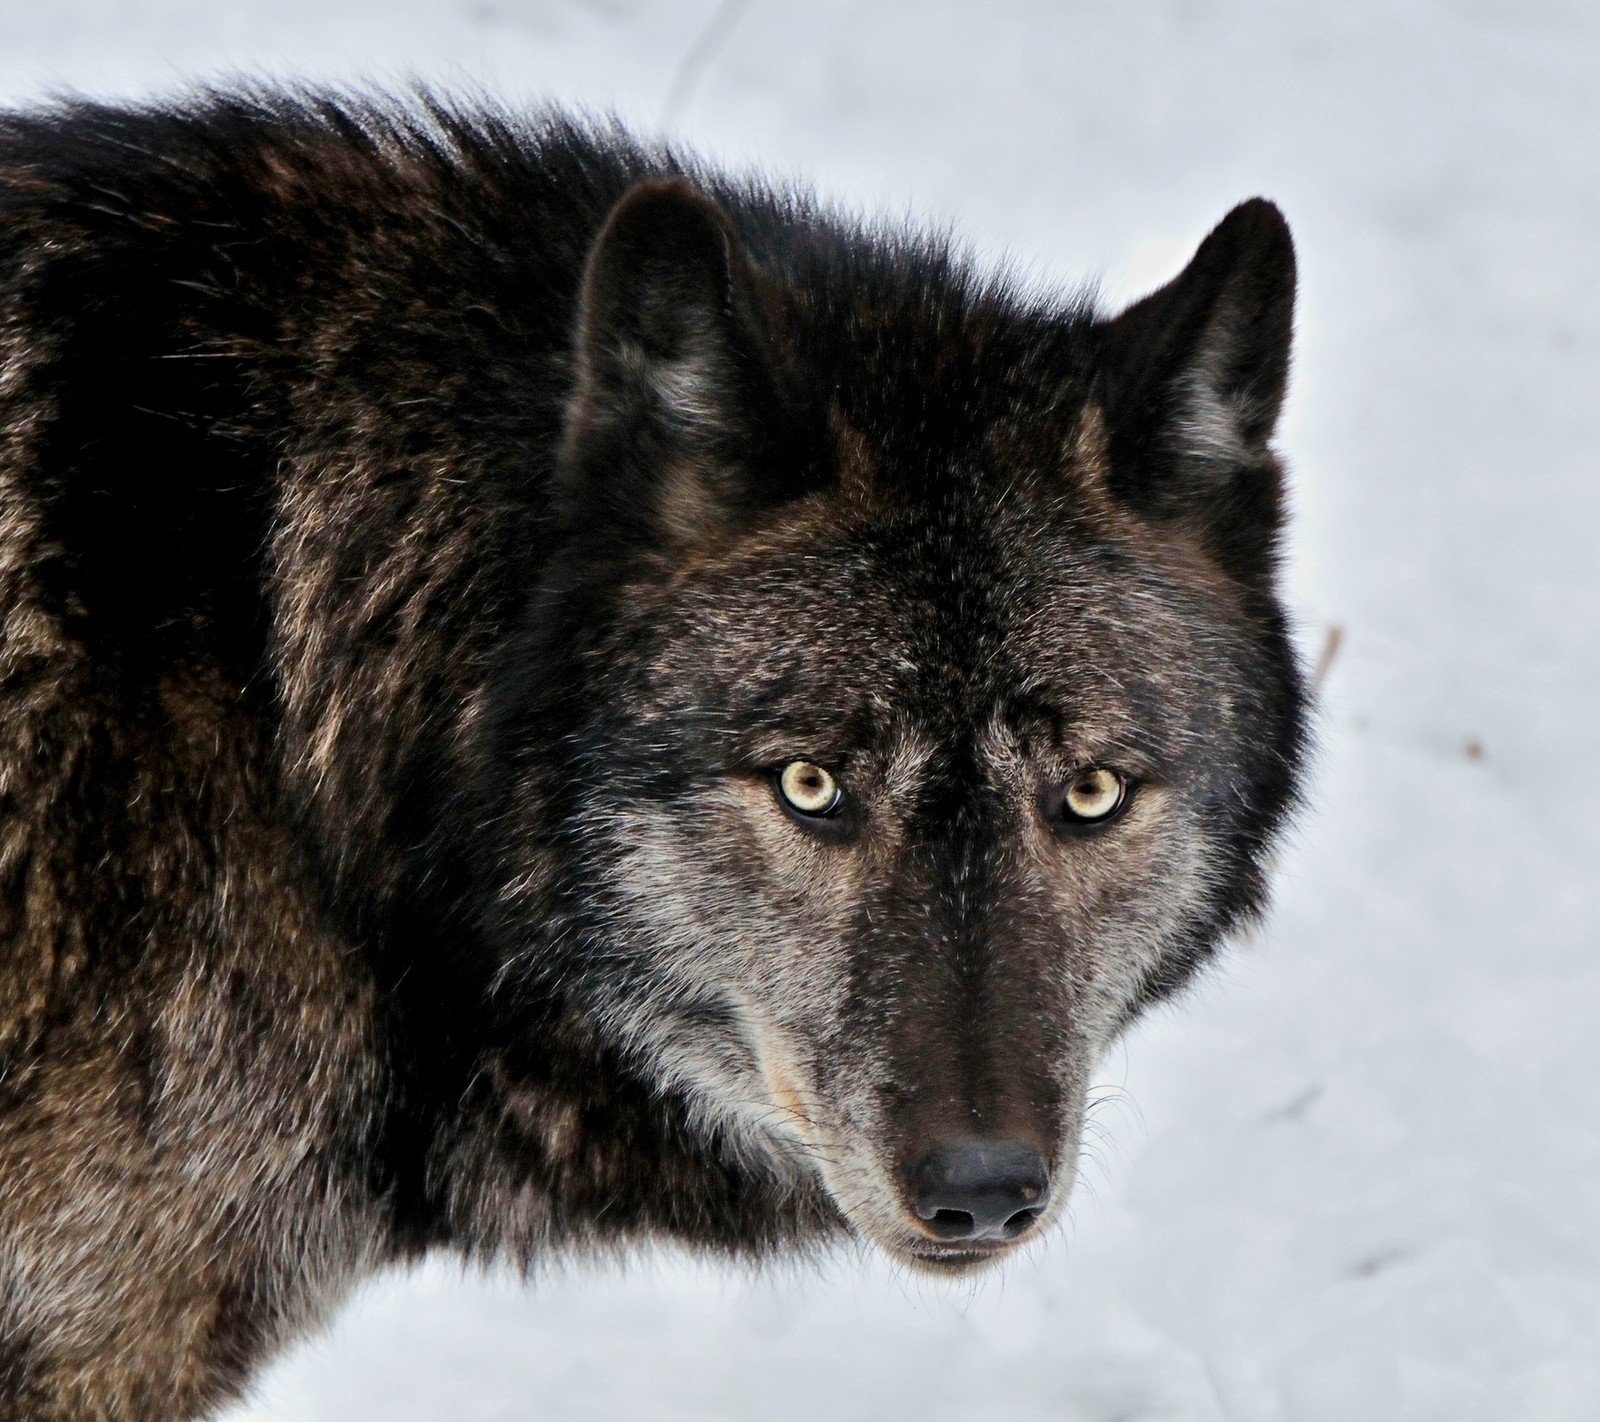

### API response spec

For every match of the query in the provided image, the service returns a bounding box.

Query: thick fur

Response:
[0,89,1307,1419]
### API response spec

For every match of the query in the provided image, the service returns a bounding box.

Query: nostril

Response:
[925,1208,977,1240]
[905,1135,1051,1244]
[1002,1206,1041,1239]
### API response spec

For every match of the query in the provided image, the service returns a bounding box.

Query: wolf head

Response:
[493,178,1304,1272]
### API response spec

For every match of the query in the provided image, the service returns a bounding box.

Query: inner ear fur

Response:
[1093,198,1297,572]
[558,177,811,554]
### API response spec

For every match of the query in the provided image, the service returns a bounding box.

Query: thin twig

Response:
[660,0,757,129]
[1312,623,1344,691]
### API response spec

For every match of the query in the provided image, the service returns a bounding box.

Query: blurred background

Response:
[2,3,1594,1418]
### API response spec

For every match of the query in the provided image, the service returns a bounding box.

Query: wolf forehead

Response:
[603,482,1257,776]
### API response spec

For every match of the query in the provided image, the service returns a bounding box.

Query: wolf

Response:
[0,89,1306,1419]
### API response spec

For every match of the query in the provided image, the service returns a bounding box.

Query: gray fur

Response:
[0,91,1307,1418]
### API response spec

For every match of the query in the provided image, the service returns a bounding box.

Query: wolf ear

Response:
[559,178,805,552]
[1094,199,1296,567]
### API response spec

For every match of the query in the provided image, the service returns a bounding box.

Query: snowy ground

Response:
[3,3,1596,1418]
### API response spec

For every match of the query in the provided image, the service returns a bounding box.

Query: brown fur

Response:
[0,91,1306,1417]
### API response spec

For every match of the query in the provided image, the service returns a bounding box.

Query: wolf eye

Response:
[1044,767,1131,834]
[1065,768,1123,819]
[776,760,842,818]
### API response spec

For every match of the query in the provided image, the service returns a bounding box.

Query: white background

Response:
[2,3,1595,1418]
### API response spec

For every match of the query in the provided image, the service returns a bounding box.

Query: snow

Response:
[3,2,1596,1417]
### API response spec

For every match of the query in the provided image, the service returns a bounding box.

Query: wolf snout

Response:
[903,1136,1051,1243]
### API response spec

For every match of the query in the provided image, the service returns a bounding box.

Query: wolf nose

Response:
[905,1137,1051,1242]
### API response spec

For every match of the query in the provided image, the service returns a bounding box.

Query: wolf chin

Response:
[0,90,1306,1419]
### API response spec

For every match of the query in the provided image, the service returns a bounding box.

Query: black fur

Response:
[0,89,1306,1419]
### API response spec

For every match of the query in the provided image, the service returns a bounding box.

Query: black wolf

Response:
[0,90,1305,1419]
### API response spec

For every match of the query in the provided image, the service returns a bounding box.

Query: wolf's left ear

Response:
[1094,199,1296,568]
[559,177,808,552]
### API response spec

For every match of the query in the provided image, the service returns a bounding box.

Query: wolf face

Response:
[491,180,1305,1272]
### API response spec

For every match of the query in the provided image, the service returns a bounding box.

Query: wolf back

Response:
[0,90,1306,1419]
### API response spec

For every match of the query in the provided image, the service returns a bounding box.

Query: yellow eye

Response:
[777,760,842,817]
[1060,767,1128,824]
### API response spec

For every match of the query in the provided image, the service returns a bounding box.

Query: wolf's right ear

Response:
[557,178,808,553]
[1094,199,1296,569]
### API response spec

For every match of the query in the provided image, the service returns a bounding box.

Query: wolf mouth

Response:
[899,1240,1023,1274]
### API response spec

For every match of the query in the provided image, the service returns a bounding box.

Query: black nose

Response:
[905,1137,1051,1242]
